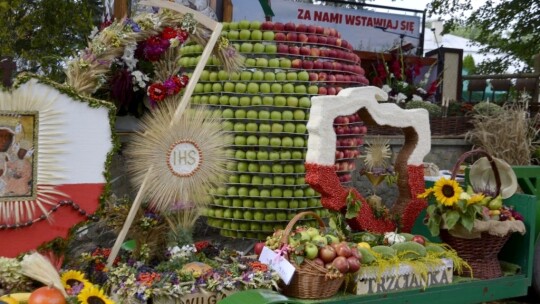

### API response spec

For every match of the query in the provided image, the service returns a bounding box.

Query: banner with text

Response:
[231,0,422,52]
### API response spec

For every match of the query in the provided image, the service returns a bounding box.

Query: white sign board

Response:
[231,0,421,52]
[259,246,296,285]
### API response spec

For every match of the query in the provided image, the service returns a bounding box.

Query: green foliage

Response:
[472,101,503,116]
[405,100,442,117]
[462,54,476,75]
[428,0,539,73]
[0,0,103,82]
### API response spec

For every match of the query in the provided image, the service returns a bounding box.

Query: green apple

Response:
[222,108,234,118]
[281,137,293,147]
[251,96,262,105]
[268,59,280,68]
[286,96,299,107]
[289,200,299,208]
[247,83,259,94]
[233,122,246,132]
[251,175,262,185]
[235,150,246,159]
[240,71,252,81]
[283,122,295,133]
[259,189,271,198]
[305,243,318,260]
[263,31,275,41]
[214,208,224,218]
[235,82,247,93]
[234,135,246,146]
[209,71,218,82]
[245,58,256,67]
[249,188,260,197]
[270,111,282,120]
[271,123,284,133]
[253,70,264,81]
[294,85,307,94]
[295,164,306,173]
[265,212,276,221]
[258,136,270,146]
[299,200,308,208]
[276,211,288,221]
[259,164,271,173]
[262,96,273,105]
[270,83,282,94]
[200,70,210,81]
[265,44,277,54]
[293,110,306,120]
[260,83,271,94]
[208,95,219,105]
[219,96,230,106]
[274,96,287,106]
[269,151,280,160]
[273,175,285,185]
[277,200,289,209]
[239,29,251,40]
[280,58,292,68]
[251,222,262,231]
[250,20,261,30]
[259,123,271,132]
[237,161,249,172]
[229,96,239,106]
[246,135,258,145]
[299,97,311,108]
[276,72,287,81]
[257,150,269,160]
[227,186,238,196]
[239,174,251,184]
[230,71,240,81]
[233,199,244,207]
[266,200,277,208]
[293,137,305,147]
[243,210,254,220]
[258,110,270,120]
[251,30,263,41]
[243,199,254,208]
[295,123,307,134]
[246,122,258,132]
[239,96,251,106]
[296,176,306,185]
[282,110,294,121]
[228,30,239,40]
[271,164,283,174]
[282,189,293,198]
[262,177,273,186]
[269,137,281,146]
[246,110,258,119]
[286,72,298,81]
[307,85,318,95]
[228,175,239,183]
[254,211,265,221]
[298,71,309,81]
[229,22,239,30]
[248,163,260,172]
[245,150,257,160]
[283,83,295,94]
[280,150,292,160]
[283,164,295,173]
[194,83,204,93]
[235,109,247,119]
[256,58,268,67]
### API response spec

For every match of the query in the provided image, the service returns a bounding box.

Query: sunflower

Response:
[433,177,463,206]
[417,188,434,199]
[77,285,114,304]
[466,193,485,205]
[61,270,90,292]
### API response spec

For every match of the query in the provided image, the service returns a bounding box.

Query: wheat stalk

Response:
[20,252,67,297]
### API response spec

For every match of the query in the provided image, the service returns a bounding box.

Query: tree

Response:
[428,0,540,74]
[462,54,476,75]
[0,0,104,83]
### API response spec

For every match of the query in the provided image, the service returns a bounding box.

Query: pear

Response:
[488,195,504,210]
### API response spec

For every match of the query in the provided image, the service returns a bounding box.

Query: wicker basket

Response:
[442,149,509,279]
[278,211,344,299]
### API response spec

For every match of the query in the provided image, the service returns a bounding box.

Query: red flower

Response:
[428,80,439,95]
[148,83,167,102]
[391,59,402,79]
[194,240,210,252]
[371,76,383,87]
[161,27,178,40]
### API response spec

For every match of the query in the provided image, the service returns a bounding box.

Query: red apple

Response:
[319,245,337,263]
[261,21,274,30]
[307,25,317,33]
[318,86,328,95]
[327,87,337,95]
[291,58,303,68]
[320,49,329,57]
[323,27,331,36]
[347,256,361,273]
[318,36,328,45]
[328,49,337,58]
[298,33,309,42]
[307,34,318,43]
[313,257,325,267]
[288,45,300,55]
[274,32,286,41]
[254,242,265,256]
[329,28,337,37]
[316,25,324,34]
[334,62,343,71]
[310,48,320,57]
[302,60,314,69]
[300,46,311,56]
[327,74,336,82]
[273,22,284,31]
[335,38,342,47]
[327,36,337,46]
[296,23,307,32]
[313,60,324,70]
[286,32,298,42]
[284,22,296,31]
[322,61,333,70]
[277,43,288,54]
[309,72,318,81]
[318,72,327,81]
[332,256,350,274]
[412,235,426,246]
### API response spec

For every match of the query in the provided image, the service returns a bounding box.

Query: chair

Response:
[490,79,513,102]
[467,79,487,102]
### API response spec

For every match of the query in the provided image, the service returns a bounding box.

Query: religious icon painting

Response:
[0,75,116,257]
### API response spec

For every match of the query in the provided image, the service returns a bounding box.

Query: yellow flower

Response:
[417,188,434,199]
[433,177,463,207]
[61,270,90,290]
[77,285,114,304]
[467,193,485,205]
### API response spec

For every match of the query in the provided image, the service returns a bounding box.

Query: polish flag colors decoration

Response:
[0,76,115,257]
[305,86,431,233]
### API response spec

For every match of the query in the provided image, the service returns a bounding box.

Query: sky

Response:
[370,0,487,16]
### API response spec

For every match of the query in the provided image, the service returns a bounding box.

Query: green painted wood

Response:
[512,166,540,239]
[218,289,301,304]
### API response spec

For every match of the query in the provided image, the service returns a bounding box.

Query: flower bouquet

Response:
[419,149,526,279]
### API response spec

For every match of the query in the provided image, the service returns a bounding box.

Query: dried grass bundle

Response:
[20,252,67,297]
[465,103,540,165]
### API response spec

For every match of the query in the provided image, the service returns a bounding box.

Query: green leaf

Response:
[329,216,338,231]
[457,200,467,212]
[427,216,441,236]
[461,214,474,232]
[443,210,460,230]
[293,254,304,265]
[426,204,437,216]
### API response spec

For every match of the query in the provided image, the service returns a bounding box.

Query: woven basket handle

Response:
[280,211,326,246]
[451,149,502,197]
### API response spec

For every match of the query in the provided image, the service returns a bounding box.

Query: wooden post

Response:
[114,0,128,20]
[0,57,16,87]
[222,0,233,22]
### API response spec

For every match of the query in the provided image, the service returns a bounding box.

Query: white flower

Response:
[88,27,99,39]
[132,70,149,91]
[398,81,409,88]
[412,94,423,101]
[382,84,392,93]
[416,87,427,95]
[396,93,408,103]
[169,37,180,48]
[122,43,138,71]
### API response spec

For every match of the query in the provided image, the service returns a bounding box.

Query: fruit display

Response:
[181,20,369,239]
[265,226,362,275]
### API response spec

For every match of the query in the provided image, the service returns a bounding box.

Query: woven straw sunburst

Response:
[126,101,232,212]
[363,136,392,171]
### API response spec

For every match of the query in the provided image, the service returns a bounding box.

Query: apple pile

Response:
[265,226,362,275]
[183,20,369,239]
